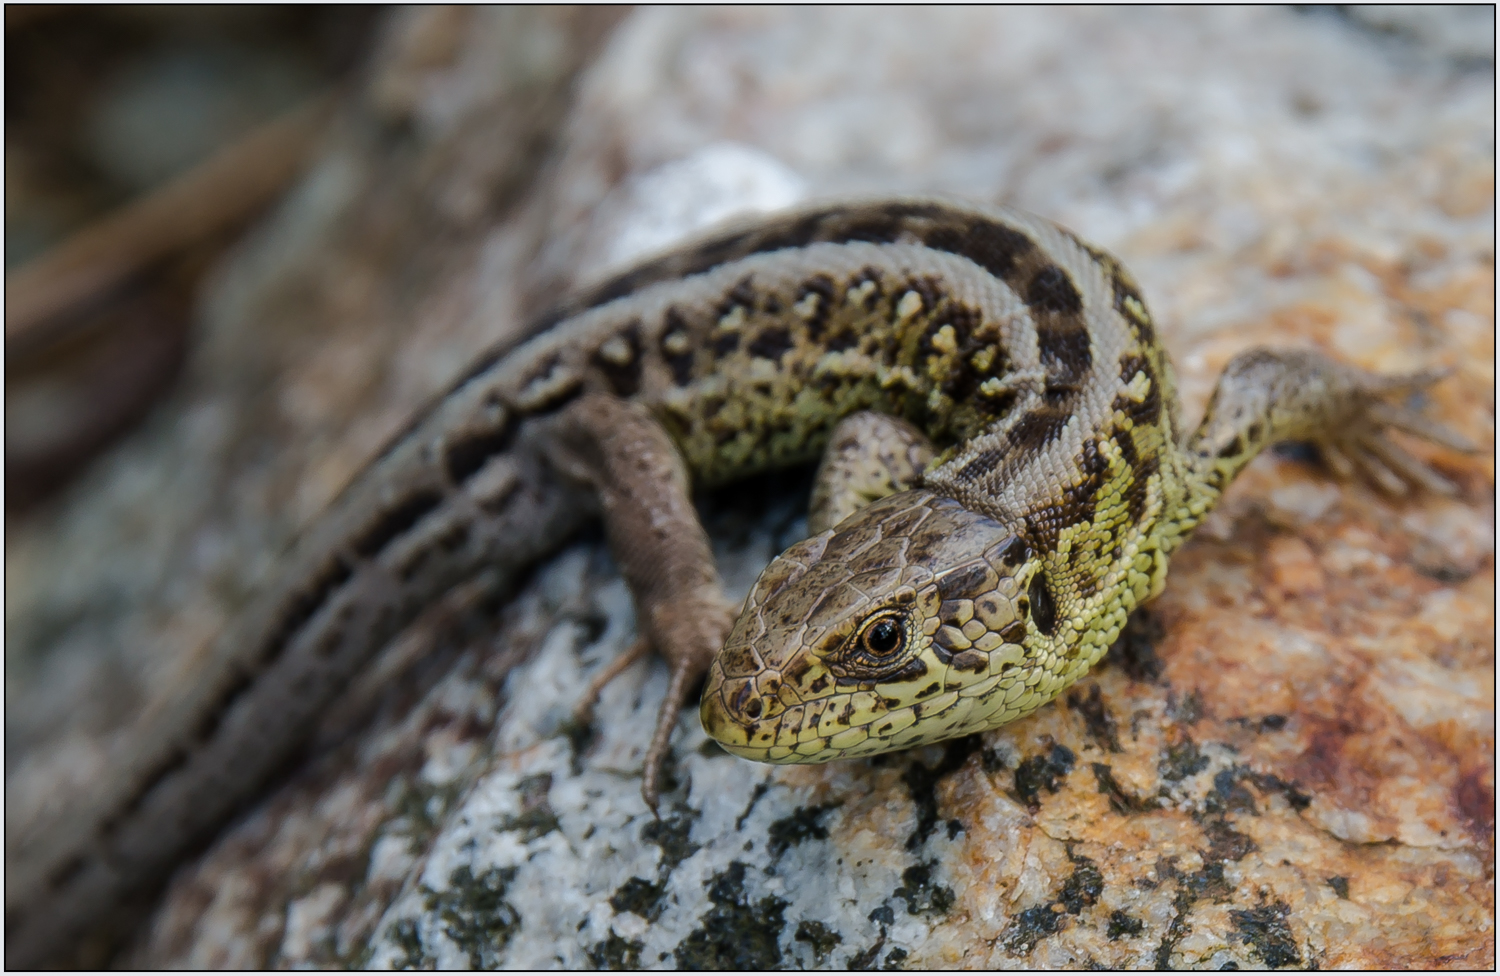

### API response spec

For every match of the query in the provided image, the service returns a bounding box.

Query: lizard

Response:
[4,198,1471,968]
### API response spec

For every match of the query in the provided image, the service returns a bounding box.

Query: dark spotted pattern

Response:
[530,200,1090,350]
[954,447,1008,482]
[525,201,944,334]
[713,331,741,356]
[747,326,796,362]
[385,201,1110,505]
[591,321,644,396]
[718,275,758,319]
[1112,354,1162,429]
[14,199,1226,969]
[390,201,1110,498]
[1113,424,1140,474]
[1025,265,1083,314]
[1029,263,1093,393]
[1109,262,1156,346]
[262,556,353,665]
[923,218,1036,279]
[1023,438,1111,554]
[850,266,887,311]
[900,274,945,316]
[1011,405,1075,455]
[1036,320,1093,390]
[1065,229,1155,346]
[351,490,445,559]
[445,422,516,484]
[798,274,838,340]
[661,308,696,385]
[924,301,1007,407]
[1123,453,1159,527]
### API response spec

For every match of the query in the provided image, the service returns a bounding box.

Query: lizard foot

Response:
[638,592,738,815]
[572,596,736,815]
[572,636,651,728]
[1321,366,1475,496]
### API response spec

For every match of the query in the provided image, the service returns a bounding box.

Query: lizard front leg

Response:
[808,411,935,533]
[546,392,736,813]
[1176,348,1473,548]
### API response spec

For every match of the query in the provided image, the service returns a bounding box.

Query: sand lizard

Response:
[6,198,1470,967]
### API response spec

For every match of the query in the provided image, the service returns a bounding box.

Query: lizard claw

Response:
[1365,398,1476,454]
[568,637,693,816]
[1323,366,1473,497]
[638,592,738,814]
[639,663,692,818]
[572,636,651,727]
[573,594,736,814]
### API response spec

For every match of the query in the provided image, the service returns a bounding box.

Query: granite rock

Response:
[5,6,1492,969]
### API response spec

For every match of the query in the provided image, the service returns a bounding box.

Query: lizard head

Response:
[702,489,1075,763]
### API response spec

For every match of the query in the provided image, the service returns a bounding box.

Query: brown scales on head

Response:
[701,490,1071,763]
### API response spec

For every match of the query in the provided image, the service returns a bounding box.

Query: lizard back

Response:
[6,198,1178,966]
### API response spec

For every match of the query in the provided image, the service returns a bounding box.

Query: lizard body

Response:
[6,199,1467,967]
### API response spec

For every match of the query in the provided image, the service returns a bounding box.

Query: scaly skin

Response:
[8,197,1467,967]
[699,247,1471,766]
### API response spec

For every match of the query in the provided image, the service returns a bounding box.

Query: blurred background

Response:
[6,5,378,510]
[4,7,1492,968]
[7,6,1493,519]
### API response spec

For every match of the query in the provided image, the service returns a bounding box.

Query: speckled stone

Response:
[7,5,1492,970]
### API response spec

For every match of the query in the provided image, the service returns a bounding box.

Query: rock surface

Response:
[5,6,1493,969]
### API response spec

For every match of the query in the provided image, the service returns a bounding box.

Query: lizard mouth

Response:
[700,622,884,765]
[700,662,888,764]
[698,657,794,761]
[700,488,1045,764]
[700,596,1031,765]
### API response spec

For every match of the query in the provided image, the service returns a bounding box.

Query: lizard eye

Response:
[863,616,904,656]
[828,607,921,681]
[840,612,909,672]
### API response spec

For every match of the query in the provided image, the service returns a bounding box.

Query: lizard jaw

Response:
[701,489,1043,763]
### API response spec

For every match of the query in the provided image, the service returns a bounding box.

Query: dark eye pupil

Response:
[866,619,902,654]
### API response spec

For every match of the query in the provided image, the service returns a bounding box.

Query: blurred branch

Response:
[5,89,339,353]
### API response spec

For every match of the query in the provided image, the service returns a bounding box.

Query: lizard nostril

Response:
[745,698,763,719]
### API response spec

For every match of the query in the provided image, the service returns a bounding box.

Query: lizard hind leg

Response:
[546,393,736,814]
[1186,349,1474,509]
[571,633,711,815]
[808,411,936,534]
